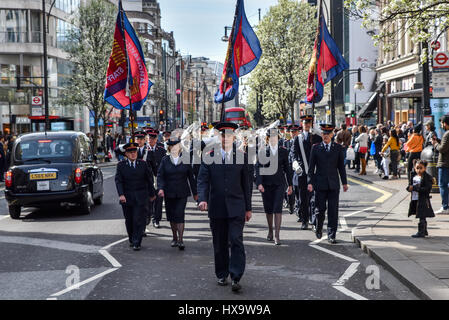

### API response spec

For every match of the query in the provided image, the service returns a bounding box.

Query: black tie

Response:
[325,144,329,152]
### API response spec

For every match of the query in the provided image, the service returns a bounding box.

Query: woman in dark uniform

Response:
[255,129,293,245]
[157,138,198,250]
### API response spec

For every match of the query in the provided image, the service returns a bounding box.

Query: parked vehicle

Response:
[4,131,104,219]
[225,107,252,128]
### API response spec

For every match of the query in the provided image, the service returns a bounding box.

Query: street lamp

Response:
[221,26,232,42]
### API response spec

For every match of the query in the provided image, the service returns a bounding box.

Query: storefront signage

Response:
[430,98,449,138]
[432,72,449,98]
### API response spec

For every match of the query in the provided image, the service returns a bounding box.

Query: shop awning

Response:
[358,82,385,118]
[387,88,422,98]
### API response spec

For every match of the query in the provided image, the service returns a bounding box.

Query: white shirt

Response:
[128,160,136,168]
[323,142,331,151]
[270,144,278,156]
[171,156,180,166]
[221,148,232,161]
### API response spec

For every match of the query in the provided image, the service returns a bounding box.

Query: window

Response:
[14,139,74,163]
[0,9,28,43]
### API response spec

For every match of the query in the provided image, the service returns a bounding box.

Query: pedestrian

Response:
[307,124,348,244]
[405,123,424,181]
[424,121,438,148]
[115,142,156,251]
[146,128,166,228]
[134,131,148,160]
[380,136,391,178]
[286,124,301,214]
[355,126,369,175]
[162,131,171,150]
[0,135,5,182]
[373,129,383,173]
[106,130,114,161]
[407,159,434,237]
[351,125,360,172]
[157,137,198,250]
[381,128,400,179]
[290,115,322,227]
[432,115,449,214]
[335,123,352,168]
[255,129,293,245]
[197,122,252,292]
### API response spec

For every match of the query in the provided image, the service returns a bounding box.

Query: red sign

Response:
[32,96,43,106]
[176,89,181,95]
[431,41,441,51]
[434,52,449,68]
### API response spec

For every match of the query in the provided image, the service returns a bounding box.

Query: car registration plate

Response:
[30,173,57,180]
[36,180,50,191]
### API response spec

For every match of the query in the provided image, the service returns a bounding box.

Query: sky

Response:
[158,0,280,63]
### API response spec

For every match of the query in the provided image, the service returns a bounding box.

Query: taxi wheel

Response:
[9,206,21,219]
[80,190,94,215]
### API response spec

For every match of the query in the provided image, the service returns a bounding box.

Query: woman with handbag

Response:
[381,129,401,179]
[355,126,369,175]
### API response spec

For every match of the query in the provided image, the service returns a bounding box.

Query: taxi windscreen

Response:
[14,139,74,163]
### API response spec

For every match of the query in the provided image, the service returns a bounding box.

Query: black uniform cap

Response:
[123,142,139,152]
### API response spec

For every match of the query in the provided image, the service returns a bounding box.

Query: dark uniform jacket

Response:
[147,144,166,177]
[157,155,197,198]
[255,146,292,187]
[290,131,322,185]
[115,159,156,205]
[407,171,435,218]
[197,147,252,219]
[137,145,148,160]
[307,142,347,191]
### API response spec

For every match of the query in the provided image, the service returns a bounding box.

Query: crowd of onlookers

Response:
[333,120,437,182]
[0,133,17,182]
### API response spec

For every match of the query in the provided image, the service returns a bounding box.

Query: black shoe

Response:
[217,278,228,286]
[231,280,241,292]
[133,245,141,251]
[178,242,185,250]
[328,238,337,244]
[301,223,308,230]
[297,217,302,223]
[382,176,389,180]
[170,240,178,247]
[316,230,322,239]
[153,221,160,228]
[267,233,273,241]
[274,238,281,245]
[411,232,425,238]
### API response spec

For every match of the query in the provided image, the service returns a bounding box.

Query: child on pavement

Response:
[407,160,434,238]
[380,137,390,179]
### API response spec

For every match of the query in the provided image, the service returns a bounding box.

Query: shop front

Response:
[29,116,74,132]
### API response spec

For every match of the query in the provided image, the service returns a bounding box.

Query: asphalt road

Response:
[0,166,418,300]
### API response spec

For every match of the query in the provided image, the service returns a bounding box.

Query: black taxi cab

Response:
[4,131,104,219]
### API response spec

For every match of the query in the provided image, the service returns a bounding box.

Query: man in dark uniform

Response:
[146,128,166,228]
[290,115,322,228]
[197,122,252,293]
[285,124,301,214]
[134,131,148,160]
[307,124,348,244]
[278,125,287,148]
[115,142,156,250]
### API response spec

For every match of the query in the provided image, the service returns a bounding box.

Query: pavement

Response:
[348,161,449,300]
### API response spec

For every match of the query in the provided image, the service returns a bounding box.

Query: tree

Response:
[60,0,116,153]
[248,0,316,125]
[344,0,449,60]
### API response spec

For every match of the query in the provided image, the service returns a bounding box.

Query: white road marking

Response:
[309,243,358,263]
[50,267,119,297]
[101,237,128,250]
[99,249,122,268]
[333,284,368,300]
[307,206,373,300]
[347,177,392,203]
[0,236,102,253]
[333,262,360,286]
[0,215,9,221]
[103,174,115,180]
[46,298,58,300]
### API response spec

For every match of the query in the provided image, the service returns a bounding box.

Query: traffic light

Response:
[351,110,356,118]
[159,109,164,122]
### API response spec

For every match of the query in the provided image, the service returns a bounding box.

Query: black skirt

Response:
[261,184,285,214]
[165,197,188,223]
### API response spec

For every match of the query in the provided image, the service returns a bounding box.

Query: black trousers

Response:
[298,176,311,224]
[354,152,360,171]
[148,195,163,224]
[314,189,340,239]
[122,203,147,246]
[210,216,245,282]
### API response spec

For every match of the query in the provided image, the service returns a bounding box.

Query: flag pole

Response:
[119,1,135,142]
[220,0,239,122]
[311,0,323,125]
